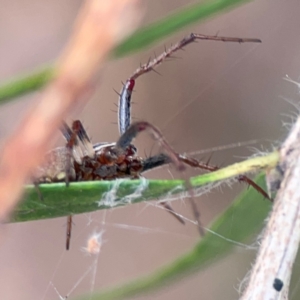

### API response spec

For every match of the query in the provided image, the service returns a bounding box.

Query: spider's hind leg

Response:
[140,154,186,224]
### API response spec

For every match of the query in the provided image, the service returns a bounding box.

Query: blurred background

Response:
[0,0,300,299]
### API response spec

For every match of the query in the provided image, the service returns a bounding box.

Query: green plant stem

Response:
[0,66,54,105]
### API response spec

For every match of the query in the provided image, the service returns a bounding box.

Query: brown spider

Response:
[35,33,268,250]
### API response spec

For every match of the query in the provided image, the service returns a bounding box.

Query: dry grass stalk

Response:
[241,114,300,299]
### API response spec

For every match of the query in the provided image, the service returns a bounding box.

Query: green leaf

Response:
[74,173,271,300]
[0,65,53,105]
[0,0,251,103]
[14,179,184,222]
[13,152,278,222]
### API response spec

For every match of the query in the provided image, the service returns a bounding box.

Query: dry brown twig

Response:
[0,0,141,221]
[241,92,300,298]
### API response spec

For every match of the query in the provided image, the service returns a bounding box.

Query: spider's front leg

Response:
[118,33,261,135]
[115,33,264,232]
[60,120,95,250]
[116,121,185,172]
[60,120,95,182]
[116,32,266,189]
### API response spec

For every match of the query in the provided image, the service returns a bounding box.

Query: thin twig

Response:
[241,113,300,299]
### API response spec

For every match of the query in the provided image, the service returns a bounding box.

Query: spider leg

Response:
[60,120,95,250]
[116,124,190,225]
[142,153,263,190]
[71,120,94,158]
[60,123,78,250]
[116,121,185,172]
[60,121,73,142]
[141,151,270,234]
[118,80,135,135]
[61,120,94,160]
[116,33,262,235]
[160,202,185,225]
[143,153,273,202]
[118,33,261,137]
[60,121,78,186]
[178,154,272,202]
[117,123,203,231]
[128,33,261,81]
[141,153,205,234]
[142,152,271,201]
[139,154,185,224]
[141,153,170,172]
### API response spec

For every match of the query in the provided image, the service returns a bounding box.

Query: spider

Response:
[35,33,268,250]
